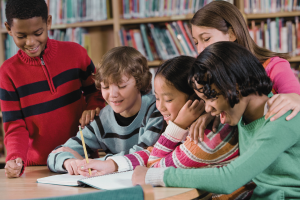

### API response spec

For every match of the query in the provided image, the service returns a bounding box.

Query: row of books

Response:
[118,21,197,61]
[46,0,112,25]
[244,0,300,14]
[249,17,300,56]
[120,0,233,19]
[4,28,92,59]
[49,28,92,58]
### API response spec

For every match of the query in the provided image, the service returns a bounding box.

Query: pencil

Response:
[79,126,92,176]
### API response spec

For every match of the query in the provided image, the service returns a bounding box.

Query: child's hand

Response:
[52,146,84,160]
[5,158,23,178]
[63,158,83,175]
[174,99,204,129]
[189,113,220,143]
[265,93,300,121]
[77,159,118,177]
[79,107,101,128]
[132,166,148,185]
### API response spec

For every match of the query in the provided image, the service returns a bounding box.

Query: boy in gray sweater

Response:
[47,46,163,174]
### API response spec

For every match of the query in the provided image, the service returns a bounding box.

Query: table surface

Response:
[0,166,201,200]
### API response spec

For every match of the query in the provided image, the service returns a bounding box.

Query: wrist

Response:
[173,118,189,129]
[107,159,118,172]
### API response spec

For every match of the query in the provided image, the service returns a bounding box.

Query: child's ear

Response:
[228,27,237,42]
[46,15,52,30]
[4,22,12,36]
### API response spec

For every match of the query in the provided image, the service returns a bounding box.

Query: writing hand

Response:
[132,166,148,185]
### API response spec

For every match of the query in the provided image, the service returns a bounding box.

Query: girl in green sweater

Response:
[132,41,300,199]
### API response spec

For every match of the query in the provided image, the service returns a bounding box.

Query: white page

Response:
[79,171,134,190]
[37,174,85,186]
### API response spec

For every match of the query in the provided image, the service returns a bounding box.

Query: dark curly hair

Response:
[5,0,48,27]
[188,41,273,108]
[156,55,196,97]
[94,46,152,95]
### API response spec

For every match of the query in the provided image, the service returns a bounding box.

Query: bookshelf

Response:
[0,0,299,164]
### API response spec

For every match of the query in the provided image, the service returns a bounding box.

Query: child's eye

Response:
[101,86,109,89]
[165,99,173,103]
[35,32,43,36]
[17,36,25,39]
[118,85,126,89]
[204,37,210,42]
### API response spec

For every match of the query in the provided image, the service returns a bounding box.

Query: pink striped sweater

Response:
[110,121,238,172]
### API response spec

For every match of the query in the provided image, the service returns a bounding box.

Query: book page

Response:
[79,171,134,190]
[37,174,85,186]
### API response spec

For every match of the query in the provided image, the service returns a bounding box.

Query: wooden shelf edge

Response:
[288,56,300,62]
[0,19,114,33]
[245,11,300,19]
[0,157,5,164]
[120,14,193,25]
[148,60,163,67]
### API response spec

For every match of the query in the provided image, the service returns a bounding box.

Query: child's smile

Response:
[5,16,52,58]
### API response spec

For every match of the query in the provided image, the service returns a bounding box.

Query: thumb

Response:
[95,107,101,115]
[15,158,23,167]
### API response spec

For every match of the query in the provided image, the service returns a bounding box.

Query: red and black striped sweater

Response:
[0,39,105,170]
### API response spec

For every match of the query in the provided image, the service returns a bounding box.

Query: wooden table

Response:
[0,166,201,200]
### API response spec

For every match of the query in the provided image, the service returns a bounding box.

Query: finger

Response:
[70,161,79,175]
[6,160,21,170]
[80,113,87,128]
[266,94,279,108]
[193,121,201,142]
[269,107,294,121]
[190,99,200,109]
[184,100,192,108]
[189,123,196,142]
[84,111,91,125]
[198,124,206,143]
[95,107,101,116]
[5,166,21,177]
[66,164,74,175]
[212,116,220,132]
[267,95,284,113]
[286,108,299,121]
[89,110,96,122]
[266,102,287,121]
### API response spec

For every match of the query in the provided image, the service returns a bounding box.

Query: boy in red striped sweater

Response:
[0,0,105,178]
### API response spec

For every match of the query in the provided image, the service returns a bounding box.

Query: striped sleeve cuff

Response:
[108,156,132,172]
[166,121,188,141]
[145,167,167,186]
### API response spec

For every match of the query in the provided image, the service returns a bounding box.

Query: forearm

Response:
[109,149,151,172]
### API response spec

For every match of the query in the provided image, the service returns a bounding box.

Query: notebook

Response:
[36,171,134,190]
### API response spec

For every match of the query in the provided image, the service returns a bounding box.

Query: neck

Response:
[243,93,269,124]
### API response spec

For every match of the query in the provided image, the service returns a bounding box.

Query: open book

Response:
[37,171,133,190]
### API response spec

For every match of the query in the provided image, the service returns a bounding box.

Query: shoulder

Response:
[142,93,156,106]
[264,57,290,72]
[56,40,88,55]
[264,110,300,136]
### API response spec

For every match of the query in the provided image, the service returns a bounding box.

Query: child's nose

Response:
[110,85,119,97]
[157,101,166,112]
[197,44,205,54]
[26,36,35,46]
[205,103,213,113]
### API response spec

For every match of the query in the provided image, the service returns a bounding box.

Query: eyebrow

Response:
[16,28,44,34]
[154,91,174,96]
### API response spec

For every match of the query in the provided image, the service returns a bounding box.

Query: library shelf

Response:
[245,11,300,20]
[288,56,300,62]
[119,14,194,25]
[148,60,163,67]
[0,157,5,164]
[0,19,114,33]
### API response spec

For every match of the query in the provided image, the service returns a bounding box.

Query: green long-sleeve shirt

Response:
[163,111,300,199]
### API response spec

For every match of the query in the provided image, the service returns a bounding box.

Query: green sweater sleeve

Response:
[163,112,300,194]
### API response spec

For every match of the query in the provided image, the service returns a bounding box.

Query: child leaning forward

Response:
[47,46,164,174]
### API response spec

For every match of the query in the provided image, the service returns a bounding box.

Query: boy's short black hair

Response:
[5,0,48,26]
[188,41,273,108]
